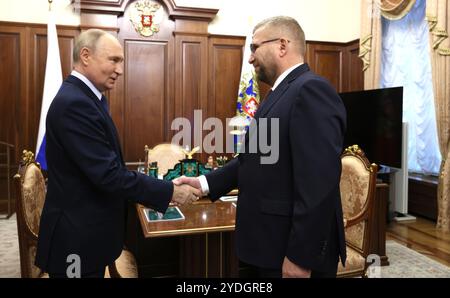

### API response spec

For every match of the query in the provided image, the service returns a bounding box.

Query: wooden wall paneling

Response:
[408,176,438,221]
[0,26,25,162]
[174,33,208,161]
[343,40,364,92]
[0,25,26,206]
[116,3,175,162]
[77,0,219,22]
[306,42,344,92]
[207,36,245,159]
[305,40,363,93]
[122,39,170,161]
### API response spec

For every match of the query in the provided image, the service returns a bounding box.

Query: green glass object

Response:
[199,164,212,175]
[164,163,182,181]
[148,167,158,178]
[147,161,158,178]
[163,158,212,180]
[181,159,198,177]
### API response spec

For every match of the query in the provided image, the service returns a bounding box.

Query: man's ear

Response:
[79,47,91,66]
[279,40,288,57]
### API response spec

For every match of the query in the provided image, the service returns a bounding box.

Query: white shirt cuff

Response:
[198,175,210,196]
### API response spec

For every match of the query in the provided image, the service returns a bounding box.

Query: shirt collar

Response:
[271,62,303,91]
[71,70,102,101]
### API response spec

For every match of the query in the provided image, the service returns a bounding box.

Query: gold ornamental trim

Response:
[359,34,373,72]
[426,14,450,56]
[378,0,417,21]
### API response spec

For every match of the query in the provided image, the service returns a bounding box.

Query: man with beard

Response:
[175,16,347,278]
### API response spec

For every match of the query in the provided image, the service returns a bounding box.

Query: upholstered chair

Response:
[145,143,186,176]
[14,151,48,278]
[105,249,138,278]
[14,150,138,278]
[337,145,378,278]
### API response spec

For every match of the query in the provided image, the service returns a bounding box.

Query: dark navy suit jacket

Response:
[35,75,173,274]
[206,64,347,273]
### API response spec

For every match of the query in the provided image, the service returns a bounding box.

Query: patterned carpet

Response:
[0,214,20,278]
[370,241,450,278]
[1,215,450,278]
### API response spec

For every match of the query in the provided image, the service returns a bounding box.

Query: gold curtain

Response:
[360,0,417,89]
[427,0,450,232]
[360,0,382,89]
[379,0,417,20]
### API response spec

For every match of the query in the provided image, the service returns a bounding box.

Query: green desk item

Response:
[144,206,185,222]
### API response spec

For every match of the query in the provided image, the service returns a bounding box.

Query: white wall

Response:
[0,0,79,26]
[0,0,361,42]
[206,0,361,42]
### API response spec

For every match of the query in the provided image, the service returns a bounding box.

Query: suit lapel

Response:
[241,64,310,156]
[66,75,124,164]
[257,63,310,119]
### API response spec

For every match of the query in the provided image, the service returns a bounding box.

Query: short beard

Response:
[257,64,275,86]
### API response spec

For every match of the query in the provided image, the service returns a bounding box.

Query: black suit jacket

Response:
[206,64,347,273]
[35,75,173,274]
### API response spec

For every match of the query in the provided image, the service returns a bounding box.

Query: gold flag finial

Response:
[48,0,53,11]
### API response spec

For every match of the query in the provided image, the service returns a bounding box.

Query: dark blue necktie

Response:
[100,95,109,113]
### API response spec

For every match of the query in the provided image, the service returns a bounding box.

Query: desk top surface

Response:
[137,199,236,238]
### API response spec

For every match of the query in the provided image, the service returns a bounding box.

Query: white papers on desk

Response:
[219,195,238,202]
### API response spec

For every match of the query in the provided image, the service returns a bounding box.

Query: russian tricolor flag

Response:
[35,8,62,170]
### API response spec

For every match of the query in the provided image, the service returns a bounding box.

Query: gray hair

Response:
[73,29,108,63]
[253,16,306,56]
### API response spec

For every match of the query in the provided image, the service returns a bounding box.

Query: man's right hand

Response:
[172,176,202,190]
[171,183,202,206]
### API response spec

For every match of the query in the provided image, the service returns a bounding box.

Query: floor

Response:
[386,216,450,267]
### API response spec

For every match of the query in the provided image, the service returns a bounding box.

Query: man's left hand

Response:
[282,257,311,278]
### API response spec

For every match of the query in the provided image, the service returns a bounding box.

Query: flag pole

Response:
[48,0,53,11]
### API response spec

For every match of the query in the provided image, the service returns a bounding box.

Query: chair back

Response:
[340,145,377,256]
[145,143,185,176]
[14,150,46,278]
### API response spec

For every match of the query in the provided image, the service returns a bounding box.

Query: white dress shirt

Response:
[71,70,102,101]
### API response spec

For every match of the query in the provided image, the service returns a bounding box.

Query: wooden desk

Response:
[127,200,239,277]
[128,185,390,277]
[136,200,236,238]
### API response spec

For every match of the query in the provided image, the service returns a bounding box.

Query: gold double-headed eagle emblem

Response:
[129,0,163,37]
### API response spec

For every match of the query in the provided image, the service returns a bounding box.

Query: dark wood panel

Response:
[408,176,438,221]
[307,43,343,92]
[208,37,245,157]
[0,32,21,150]
[123,40,168,161]
[0,28,26,208]
[305,40,363,93]
[345,42,364,92]
[174,35,208,161]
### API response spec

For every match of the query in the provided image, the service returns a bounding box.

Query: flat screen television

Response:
[339,87,403,169]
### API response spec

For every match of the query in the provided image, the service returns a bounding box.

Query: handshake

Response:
[170,176,204,206]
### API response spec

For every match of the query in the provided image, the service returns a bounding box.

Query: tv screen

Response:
[339,87,403,169]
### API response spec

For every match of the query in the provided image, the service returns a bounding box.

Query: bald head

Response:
[253,16,306,57]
